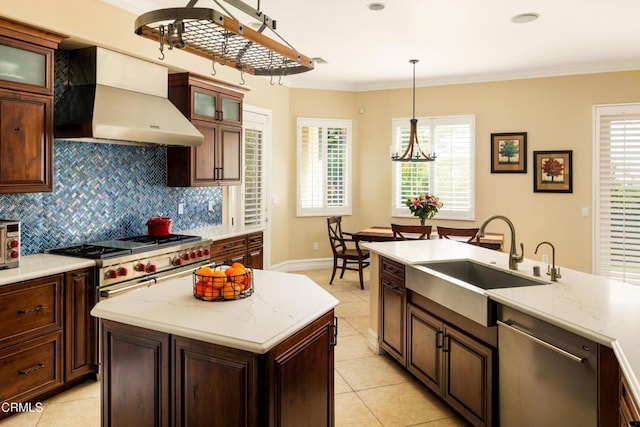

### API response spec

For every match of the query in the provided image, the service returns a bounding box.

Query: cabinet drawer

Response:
[0,275,63,347]
[0,331,63,402]
[247,232,263,249]
[210,236,247,257]
[381,257,405,285]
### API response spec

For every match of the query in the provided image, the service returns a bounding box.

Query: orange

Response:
[197,266,214,277]
[203,286,220,301]
[231,262,246,271]
[243,270,253,290]
[211,270,226,289]
[225,266,244,284]
[194,280,206,297]
[221,282,242,299]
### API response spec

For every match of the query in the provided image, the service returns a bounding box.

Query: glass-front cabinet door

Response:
[191,87,242,126]
[192,90,217,121]
[0,36,53,95]
[220,95,241,125]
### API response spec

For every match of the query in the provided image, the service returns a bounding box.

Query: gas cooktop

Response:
[49,234,202,259]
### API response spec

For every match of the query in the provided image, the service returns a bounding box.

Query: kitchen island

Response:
[91,269,338,427]
[363,239,640,425]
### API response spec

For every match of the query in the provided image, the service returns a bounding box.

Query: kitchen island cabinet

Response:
[364,239,640,426]
[378,256,406,364]
[92,269,338,426]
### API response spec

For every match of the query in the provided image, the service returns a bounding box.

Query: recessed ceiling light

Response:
[511,13,540,24]
[368,3,385,11]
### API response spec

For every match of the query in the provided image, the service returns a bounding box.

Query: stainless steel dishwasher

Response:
[498,306,597,427]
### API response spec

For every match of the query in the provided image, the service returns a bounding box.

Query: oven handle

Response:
[100,278,156,299]
[153,261,215,284]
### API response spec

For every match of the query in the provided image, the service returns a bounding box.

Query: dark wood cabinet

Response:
[167,73,244,187]
[0,269,98,420]
[0,274,64,417]
[0,18,64,193]
[64,268,95,381]
[173,337,258,427]
[406,303,443,394]
[101,320,171,427]
[100,308,336,426]
[0,331,64,404]
[379,257,406,364]
[406,301,494,427]
[379,256,495,427]
[210,232,264,269]
[442,324,493,426]
[247,231,264,270]
[265,310,336,427]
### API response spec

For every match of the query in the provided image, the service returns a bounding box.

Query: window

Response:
[391,115,475,220]
[243,124,264,227]
[297,118,352,216]
[594,103,640,284]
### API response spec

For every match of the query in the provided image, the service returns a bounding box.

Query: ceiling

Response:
[101,0,640,91]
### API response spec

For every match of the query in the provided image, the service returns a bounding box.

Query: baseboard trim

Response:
[367,328,383,355]
[269,257,333,272]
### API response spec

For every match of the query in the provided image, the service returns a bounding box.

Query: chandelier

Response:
[390,59,436,162]
[134,0,314,79]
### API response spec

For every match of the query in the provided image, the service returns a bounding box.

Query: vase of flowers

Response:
[405,193,443,225]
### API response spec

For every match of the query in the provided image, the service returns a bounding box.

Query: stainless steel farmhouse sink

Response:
[406,259,548,326]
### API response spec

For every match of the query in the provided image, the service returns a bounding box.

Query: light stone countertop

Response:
[90,269,339,354]
[0,254,96,286]
[363,238,640,408]
[181,224,265,240]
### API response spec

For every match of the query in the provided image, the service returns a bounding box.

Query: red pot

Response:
[146,217,172,237]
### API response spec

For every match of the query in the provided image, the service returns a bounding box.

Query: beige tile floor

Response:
[0,268,468,427]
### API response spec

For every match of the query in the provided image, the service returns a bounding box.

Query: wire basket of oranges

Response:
[193,263,254,301]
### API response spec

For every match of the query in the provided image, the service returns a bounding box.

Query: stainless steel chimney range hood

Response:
[54,46,203,147]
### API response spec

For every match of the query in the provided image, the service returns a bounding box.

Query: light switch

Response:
[581,207,588,217]
[178,203,184,215]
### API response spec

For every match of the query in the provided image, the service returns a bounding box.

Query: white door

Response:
[229,105,272,268]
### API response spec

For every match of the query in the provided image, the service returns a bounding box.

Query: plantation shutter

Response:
[297,118,352,216]
[595,104,640,284]
[391,116,475,220]
[244,127,263,226]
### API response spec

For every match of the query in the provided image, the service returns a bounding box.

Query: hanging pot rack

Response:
[134,0,314,77]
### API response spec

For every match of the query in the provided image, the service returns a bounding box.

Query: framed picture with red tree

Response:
[533,150,573,193]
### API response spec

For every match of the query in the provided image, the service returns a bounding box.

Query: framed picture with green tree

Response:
[533,150,573,193]
[491,132,527,173]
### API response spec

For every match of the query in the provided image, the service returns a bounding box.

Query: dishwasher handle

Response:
[497,320,586,364]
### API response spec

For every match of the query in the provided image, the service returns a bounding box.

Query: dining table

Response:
[352,226,504,251]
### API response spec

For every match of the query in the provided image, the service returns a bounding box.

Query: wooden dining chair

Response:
[436,226,480,244]
[327,216,370,290]
[391,224,432,240]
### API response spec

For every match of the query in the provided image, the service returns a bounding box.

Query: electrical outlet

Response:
[208,201,214,212]
[542,254,549,264]
[313,242,319,251]
[178,203,184,215]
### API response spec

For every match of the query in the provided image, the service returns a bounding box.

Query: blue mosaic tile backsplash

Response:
[0,140,222,255]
